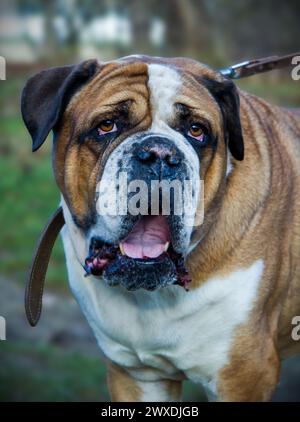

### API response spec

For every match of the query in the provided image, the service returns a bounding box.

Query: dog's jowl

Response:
[21,55,300,402]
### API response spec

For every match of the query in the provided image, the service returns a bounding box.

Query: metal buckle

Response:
[219,60,251,79]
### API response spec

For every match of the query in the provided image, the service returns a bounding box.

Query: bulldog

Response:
[21,55,300,402]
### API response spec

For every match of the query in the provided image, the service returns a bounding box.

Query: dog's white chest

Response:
[62,227,263,393]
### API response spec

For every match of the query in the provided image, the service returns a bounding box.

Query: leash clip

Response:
[220,61,251,79]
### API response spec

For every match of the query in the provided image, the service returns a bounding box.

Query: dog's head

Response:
[21,55,243,291]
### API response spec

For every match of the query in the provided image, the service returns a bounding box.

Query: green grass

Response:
[0,150,67,288]
[0,341,109,401]
[0,104,67,289]
[236,78,300,107]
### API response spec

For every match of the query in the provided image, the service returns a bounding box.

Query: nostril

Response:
[136,149,155,163]
[167,154,181,166]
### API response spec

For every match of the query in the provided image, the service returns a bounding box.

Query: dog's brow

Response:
[100,99,132,108]
[86,101,131,125]
[176,103,212,128]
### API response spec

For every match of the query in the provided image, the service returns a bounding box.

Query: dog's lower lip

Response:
[133,254,166,264]
[84,241,191,290]
[85,217,191,289]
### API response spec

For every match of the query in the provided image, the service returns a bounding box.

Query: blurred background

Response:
[0,0,300,402]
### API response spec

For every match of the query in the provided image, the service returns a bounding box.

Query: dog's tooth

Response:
[164,242,170,252]
[119,243,125,255]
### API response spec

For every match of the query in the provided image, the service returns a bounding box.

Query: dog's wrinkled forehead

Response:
[65,56,221,134]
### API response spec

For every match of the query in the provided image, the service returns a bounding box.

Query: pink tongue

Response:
[121,216,170,259]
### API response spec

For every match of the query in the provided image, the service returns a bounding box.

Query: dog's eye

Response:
[97,120,117,136]
[188,123,204,141]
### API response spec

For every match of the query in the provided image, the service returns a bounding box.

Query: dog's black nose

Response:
[134,137,182,167]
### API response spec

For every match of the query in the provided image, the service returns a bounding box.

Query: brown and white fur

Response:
[21,55,300,401]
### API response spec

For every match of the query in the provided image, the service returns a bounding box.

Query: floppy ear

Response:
[202,77,244,161]
[21,59,98,152]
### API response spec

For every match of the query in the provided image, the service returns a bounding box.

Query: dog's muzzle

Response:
[84,135,195,291]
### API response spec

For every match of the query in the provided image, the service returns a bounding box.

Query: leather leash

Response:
[25,51,300,326]
[25,207,65,326]
[219,51,300,79]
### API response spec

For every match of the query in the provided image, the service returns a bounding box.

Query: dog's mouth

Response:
[84,215,191,291]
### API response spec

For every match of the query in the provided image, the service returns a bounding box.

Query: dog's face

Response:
[22,55,243,291]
